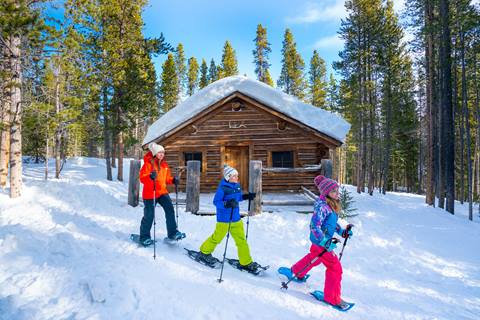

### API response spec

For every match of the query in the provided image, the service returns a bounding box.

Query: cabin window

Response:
[184,152,203,172]
[271,151,294,168]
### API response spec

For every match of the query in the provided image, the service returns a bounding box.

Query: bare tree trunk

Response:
[0,84,10,189]
[45,135,49,180]
[425,0,435,205]
[357,122,363,194]
[103,86,112,181]
[418,126,423,194]
[356,137,362,193]
[368,93,375,195]
[117,131,123,181]
[437,64,445,208]
[439,0,455,214]
[382,77,393,195]
[116,98,124,181]
[9,35,22,198]
[362,113,367,193]
[54,63,62,179]
[460,28,472,220]
[111,131,116,168]
[474,47,480,216]
[453,39,465,204]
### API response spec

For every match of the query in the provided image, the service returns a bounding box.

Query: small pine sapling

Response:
[339,186,358,219]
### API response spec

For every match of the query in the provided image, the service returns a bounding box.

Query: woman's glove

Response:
[149,171,157,181]
[173,176,179,185]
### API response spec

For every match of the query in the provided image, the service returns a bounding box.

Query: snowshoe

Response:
[310,290,355,312]
[130,234,156,247]
[225,258,269,275]
[184,248,221,268]
[277,266,310,283]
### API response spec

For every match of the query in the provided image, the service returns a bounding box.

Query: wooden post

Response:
[128,160,141,207]
[249,160,262,215]
[321,159,333,179]
[186,160,200,214]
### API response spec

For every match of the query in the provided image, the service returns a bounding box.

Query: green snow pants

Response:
[200,221,253,266]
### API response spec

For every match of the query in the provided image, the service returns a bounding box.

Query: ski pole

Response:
[281,238,340,290]
[218,205,235,283]
[153,170,157,260]
[339,224,353,262]
[175,169,180,228]
[246,196,252,240]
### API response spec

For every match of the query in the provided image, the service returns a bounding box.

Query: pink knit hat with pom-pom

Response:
[314,175,339,197]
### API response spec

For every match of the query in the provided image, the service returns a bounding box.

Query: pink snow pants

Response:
[291,243,343,305]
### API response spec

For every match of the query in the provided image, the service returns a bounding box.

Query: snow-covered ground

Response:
[1,158,479,320]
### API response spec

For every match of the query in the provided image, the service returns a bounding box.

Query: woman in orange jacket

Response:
[138,142,185,246]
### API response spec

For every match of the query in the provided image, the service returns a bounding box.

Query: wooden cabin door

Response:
[224,146,249,191]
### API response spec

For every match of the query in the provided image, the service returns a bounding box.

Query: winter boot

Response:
[199,252,217,265]
[241,261,261,273]
[168,231,186,241]
[141,238,154,247]
[278,267,310,283]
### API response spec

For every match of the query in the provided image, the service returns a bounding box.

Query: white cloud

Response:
[286,0,346,24]
[313,34,344,50]
[288,0,410,25]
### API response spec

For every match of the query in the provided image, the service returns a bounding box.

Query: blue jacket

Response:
[213,179,243,223]
[309,197,344,247]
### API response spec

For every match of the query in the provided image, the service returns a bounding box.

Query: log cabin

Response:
[143,76,350,192]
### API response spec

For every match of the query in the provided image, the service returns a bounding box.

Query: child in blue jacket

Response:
[198,165,258,272]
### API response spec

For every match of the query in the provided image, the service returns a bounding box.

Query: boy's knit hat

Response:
[314,175,339,197]
[148,142,165,155]
[223,164,238,181]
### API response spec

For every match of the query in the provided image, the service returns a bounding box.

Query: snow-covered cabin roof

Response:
[143,76,350,145]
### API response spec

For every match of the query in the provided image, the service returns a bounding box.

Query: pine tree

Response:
[253,24,273,86]
[208,58,218,83]
[339,186,358,219]
[219,40,238,78]
[160,53,179,111]
[187,57,199,96]
[326,73,340,112]
[308,50,327,107]
[264,69,274,87]
[277,29,306,99]
[175,43,186,96]
[199,59,208,89]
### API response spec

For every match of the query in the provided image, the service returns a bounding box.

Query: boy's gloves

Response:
[242,192,256,200]
[224,199,238,208]
[149,171,157,181]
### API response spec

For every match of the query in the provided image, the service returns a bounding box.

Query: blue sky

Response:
[143,0,406,83]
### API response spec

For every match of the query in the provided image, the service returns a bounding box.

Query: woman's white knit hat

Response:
[148,142,165,155]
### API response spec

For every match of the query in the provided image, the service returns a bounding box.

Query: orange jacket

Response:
[139,151,174,199]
